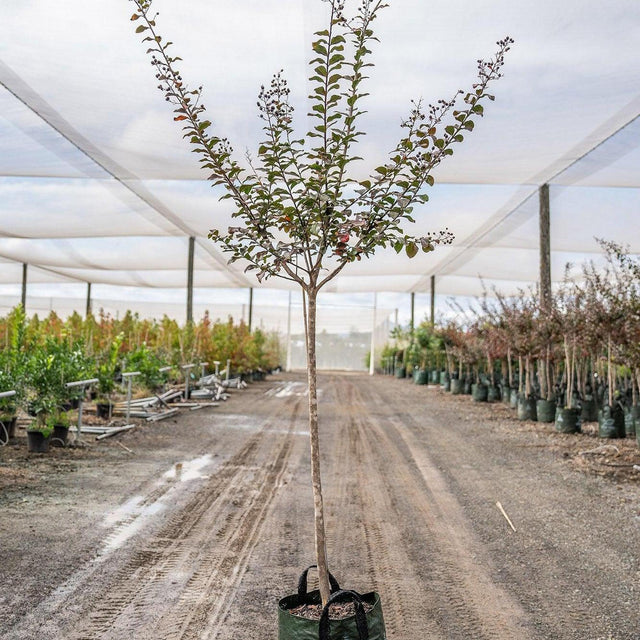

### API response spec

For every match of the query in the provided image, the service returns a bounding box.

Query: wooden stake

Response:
[496,501,517,532]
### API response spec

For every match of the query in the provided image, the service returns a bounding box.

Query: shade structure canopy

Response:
[1,0,639,306]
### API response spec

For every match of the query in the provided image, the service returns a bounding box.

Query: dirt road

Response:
[1,372,638,639]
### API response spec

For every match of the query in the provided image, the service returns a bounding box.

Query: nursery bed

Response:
[0,372,638,640]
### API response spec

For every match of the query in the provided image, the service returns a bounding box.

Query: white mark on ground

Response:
[265,381,323,399]
[163,454,213,482]
[98,455,216,556]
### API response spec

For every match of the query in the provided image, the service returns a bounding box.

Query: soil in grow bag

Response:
[278,567,386,640]
[598,405,625,439]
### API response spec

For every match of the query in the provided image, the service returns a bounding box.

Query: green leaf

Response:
[393,241,404,254]
[405,242,418,258]
[135,25,148,33]
[312,42,328,56]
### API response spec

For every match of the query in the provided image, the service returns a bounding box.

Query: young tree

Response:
[130,0,511,605]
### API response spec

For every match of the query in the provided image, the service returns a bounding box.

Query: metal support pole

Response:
[286,291,292,372]
[181,364,195,400]
[122,372,141,425]
[369,292,377,376]
[430,275,436,326]
[213,360,220,376]
[86,282,92,317]
[248,288,253,332]
[225,359,231,381]
[410,292,415,340]
[539,184,552,311]
[187,236,195,325]
[65,378,99,444]
[200,361,208,379]
[21,263,27,310]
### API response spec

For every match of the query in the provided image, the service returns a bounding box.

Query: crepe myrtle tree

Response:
[131,0,511,605]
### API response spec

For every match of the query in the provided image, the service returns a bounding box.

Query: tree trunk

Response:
[303,288,331,605]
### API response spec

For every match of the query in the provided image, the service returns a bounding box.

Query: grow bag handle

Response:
[298,565,340,596]
[318,590,368,640]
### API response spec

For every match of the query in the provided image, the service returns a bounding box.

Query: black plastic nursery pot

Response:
[0,415,17,440]
[430,369,439,384]
[471,382,488,402]
[96,402,113,419]
[509,388,518,409]
[394,366,406,379]
[598,405,625,439]
[501,385,511,405]
[278,567,386,640]
[27,430,51,453]
[536,399,556,423]
[555,407,580,434]
[517,395,537,421]
[51,424,69,447]
[450,378,463,395]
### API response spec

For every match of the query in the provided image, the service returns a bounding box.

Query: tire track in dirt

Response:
[372,379,598,640]
[328,377,446,640]
[64,395,302,640]
[344,376,531,639]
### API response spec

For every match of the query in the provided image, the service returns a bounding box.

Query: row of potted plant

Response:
[0,306,283,449]
[383,240,640,447]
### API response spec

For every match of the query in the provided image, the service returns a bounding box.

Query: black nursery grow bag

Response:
[278,567,386,640]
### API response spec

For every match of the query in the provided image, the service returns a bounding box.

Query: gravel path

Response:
[0,372,638,639]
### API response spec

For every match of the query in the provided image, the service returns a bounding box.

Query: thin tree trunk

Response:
[518,355,523,394]
[303,288,331,605]
[607,335,613,407]
[564,335,572,409]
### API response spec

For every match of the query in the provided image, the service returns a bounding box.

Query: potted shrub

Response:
[49,409,72,447]
[25,337,92,449]
[532,293,558,423]
[552,276,584,434]
[0,358,20,442]
[95,334,124,419]
[131,0,511,631]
